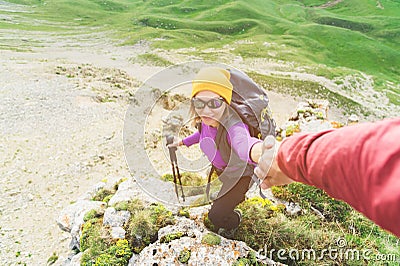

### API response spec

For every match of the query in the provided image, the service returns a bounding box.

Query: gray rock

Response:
[285,202,302,216]
[158,216,204,239]
[57,200,106,233]
[128,253,140,266]
[131,216,279,265]
[187,205,210,224]
[347,114,359,124]
[58,176,282,265]
[110,226,126,239]
[108,178,142,206]
[61,252,82,266]
[70,252,82,266]
[103,207,131,227]
[57,200,106,251]
[130,229,262,265]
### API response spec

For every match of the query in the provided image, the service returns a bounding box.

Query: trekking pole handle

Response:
[166,135,177,163]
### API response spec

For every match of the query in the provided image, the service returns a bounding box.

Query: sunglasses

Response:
[192,97,225,109]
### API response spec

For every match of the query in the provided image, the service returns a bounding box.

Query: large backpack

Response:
[228,68,276,139]
[204,68,276,200]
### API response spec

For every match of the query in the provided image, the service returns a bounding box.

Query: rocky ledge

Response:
[57,176,281,265]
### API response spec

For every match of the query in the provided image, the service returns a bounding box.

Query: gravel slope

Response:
[0,29,155,265]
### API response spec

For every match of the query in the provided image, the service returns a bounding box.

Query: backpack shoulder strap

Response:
[205,165,215,202]
[196,121,202,133]
[216,110,254,178]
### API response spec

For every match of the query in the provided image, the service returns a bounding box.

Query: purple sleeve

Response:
[182,131,200,147]
[227,123,262,165]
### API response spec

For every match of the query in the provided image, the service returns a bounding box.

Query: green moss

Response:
[233,251,260,266]
[80,218,105,252]
[126,209,158,254]
[244,196,285,213]
[92,188,114,202]
[162,171,216,197]
[80,199,178,263]
[237,197,275,221]
[283,123,300,137]
[201,233,221,246]
[271,183,352,222]
[202,212,216,232]
[46,252,58,265]
[161,171,207,187]
[149,202,175,228]
[178,248,191,264]
[125,201,175,253]
[178,207,190,218]
[80,218,110,265]
[160,232,184,243]
[83,209,100,222]
[113,199,144,213]
[94,239,132,266]
[102,194,113,203]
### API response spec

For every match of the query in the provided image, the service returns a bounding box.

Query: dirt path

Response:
[0,28,159,265]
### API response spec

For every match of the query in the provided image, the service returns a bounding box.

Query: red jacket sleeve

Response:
[277,118,400,237]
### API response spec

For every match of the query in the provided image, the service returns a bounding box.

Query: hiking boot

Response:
[217,209,242,239]
[217,227,238,239]
[234,209,242,223]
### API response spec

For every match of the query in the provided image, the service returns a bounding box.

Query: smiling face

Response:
[192,90,227,127]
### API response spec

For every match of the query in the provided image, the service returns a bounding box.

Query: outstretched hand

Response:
[254,135,294,189]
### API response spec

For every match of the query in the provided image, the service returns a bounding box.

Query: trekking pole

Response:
[174,157,185,202]
[166,135,180,201]
[251,174,266,199]
[166,135,185,202]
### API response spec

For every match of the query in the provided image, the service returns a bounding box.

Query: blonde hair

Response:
[189,101,201,128]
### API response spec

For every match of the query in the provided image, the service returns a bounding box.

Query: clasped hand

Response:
[254,135,294,189]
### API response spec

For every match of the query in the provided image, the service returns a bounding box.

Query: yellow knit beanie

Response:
[191,67,233,104]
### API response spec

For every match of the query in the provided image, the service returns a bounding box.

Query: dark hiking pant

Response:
[208,176,251,230]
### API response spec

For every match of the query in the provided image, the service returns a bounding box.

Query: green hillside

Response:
[3,0,400,90]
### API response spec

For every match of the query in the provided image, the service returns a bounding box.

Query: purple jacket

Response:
[182,122,262,170]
